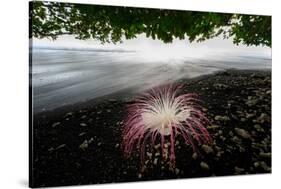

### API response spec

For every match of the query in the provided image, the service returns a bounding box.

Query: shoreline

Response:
[32,68,271,117]
[31,69,271,187]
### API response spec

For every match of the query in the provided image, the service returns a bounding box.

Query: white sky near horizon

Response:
[33,34,272,62]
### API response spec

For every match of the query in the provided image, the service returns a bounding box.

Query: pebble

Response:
[215,115,230,122]
[213,83,229,90]
[232,136,241,144]
[88,138,94,144]
[207,125,220,130]
[234,128,251,139]
[146,152,152,159]
[260,161,271,171]
[246,98,258,107]
[153,158,158,165]
[201,145,214,154]
[108,99,117,103]
[259,152,271,159]
[52,122,61,128]
[254,162,260,168]
[219,136,226,141]
[81,115,87,119]
[56,144,66,150]
[246,113,255,119]
[239,146,246,153]
[241,118,246,122]
[192,152,198,160]
[234,166,245,174]
[254,124,261,130]
[79,140,88,150]
[78,132,86,136]
[200,161,210,170]
[80,123,87,127]
[256,113,269,124]
[216,151,223,158]
[48,147,55,152]
[65,112,73,117]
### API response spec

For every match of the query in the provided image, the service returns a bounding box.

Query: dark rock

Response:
[229,131,234,137]
[108,99,117,103]
[240,118,246,122]
[260,161,271,171]
[80,123,87,127]
[146,152,152,159]
[254,162,260,168]
[213,83,229,90]
[239,146,246,153]
[201,145,214,154]
[88,138,94,144]
[246,113,255,119]
[154,144,161,150]
[48,147,55,152]
[192,152,198,160]
[78,132,86,136]
[153,158,158,165]
[56,144,66,150]
[81,115,87,119]
[79,140,88,150]
[207,125,220,130]
[246,98,258,107]
[231,136,241,144]
[215,115,230,122]
[52,122,61,128]
[65,112,73,117]
[259,152,271,159]
[234,166,245,174]
[200,162,210,170]
[234,128,251,139]
[155,152,160,157]
[254,124,261,130]
[256,113,270,124]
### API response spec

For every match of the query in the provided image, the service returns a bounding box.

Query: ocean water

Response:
[31,48,271,113]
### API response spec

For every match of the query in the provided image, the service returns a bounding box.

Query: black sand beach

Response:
[30,70,271,187]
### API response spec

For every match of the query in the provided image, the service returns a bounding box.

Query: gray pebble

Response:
[234,128,251,139]
[200,161,210,170]
[80,123,87,127]
[201,145,214,154]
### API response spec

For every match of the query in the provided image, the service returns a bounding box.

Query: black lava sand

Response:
[30,70,271,187]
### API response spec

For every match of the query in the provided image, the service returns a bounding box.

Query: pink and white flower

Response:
[122,84,212,164]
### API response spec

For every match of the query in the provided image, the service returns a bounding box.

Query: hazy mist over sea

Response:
[31,34,271,113]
